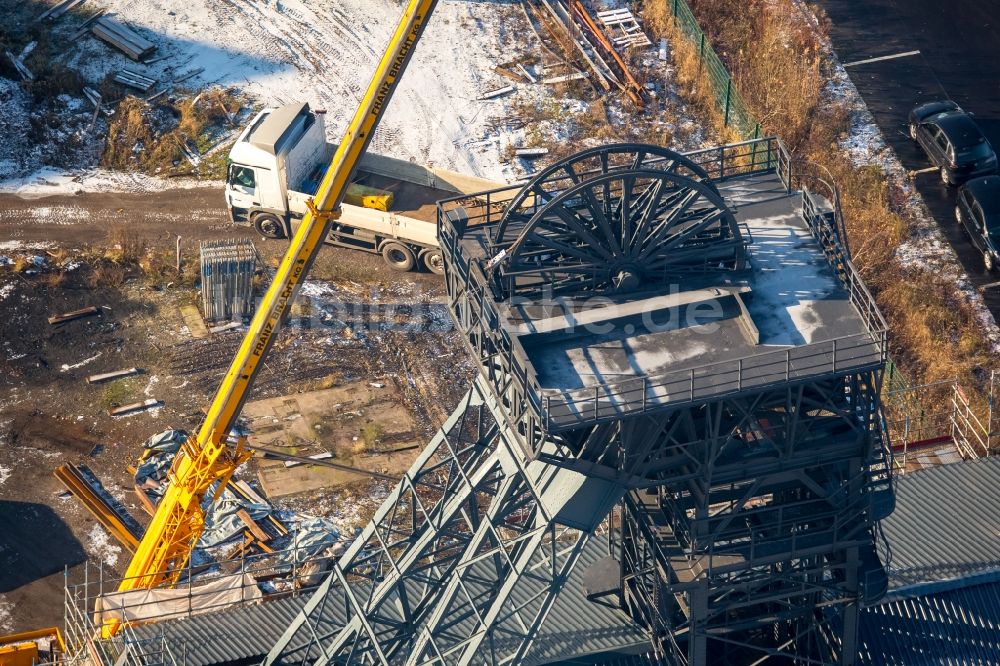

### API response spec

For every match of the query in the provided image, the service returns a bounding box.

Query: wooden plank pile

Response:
[596,8,652,48]
[38,0,87,21]
[113,68,157,92]
[92,16,156,61]
[5,49,34,81]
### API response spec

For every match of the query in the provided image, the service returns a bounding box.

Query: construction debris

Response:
[208,321,243,334]
[596,8,652,48]
[173,67,205,85]
[113,68,157,92]
[477,85,516,100]
[281,451,333,468]
[541,71,588,84]
[109,399,161,416]
[5,51,34,82]
[254,445,398,481]
[91,16,156,61]
[54,463,144,552]
[517,63,538,84]
[82,86,102,108]
[537,0,614,92]
[133,429,289,550]
[567,0,647,108]
[38,0,87,21]
[69,9,105,40]
[86,368,141,384]
[515,147,550,158]
[200,239,257,323]
[48,306,100,325]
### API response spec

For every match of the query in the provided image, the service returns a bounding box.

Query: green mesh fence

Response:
[666,0,759,138]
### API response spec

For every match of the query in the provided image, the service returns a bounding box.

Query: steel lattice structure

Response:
[264,139,893,666]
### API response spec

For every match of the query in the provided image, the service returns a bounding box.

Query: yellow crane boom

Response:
[112,0,440,616]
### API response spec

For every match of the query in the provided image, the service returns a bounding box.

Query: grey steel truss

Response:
[264,139,893,666]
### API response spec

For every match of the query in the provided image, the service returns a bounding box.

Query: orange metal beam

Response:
[567,0,646,108]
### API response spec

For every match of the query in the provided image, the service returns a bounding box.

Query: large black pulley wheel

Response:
[254,213,285,239]
[381,241,416,272]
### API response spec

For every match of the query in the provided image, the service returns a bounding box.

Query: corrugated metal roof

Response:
[880,456,1000,589]
[133,537,649,665]
[544,652,660,666]
[858,574,1000,665]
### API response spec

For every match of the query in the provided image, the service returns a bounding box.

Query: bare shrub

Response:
[105,225,148,264]
[88,263,126,289]
[41,271,67,289]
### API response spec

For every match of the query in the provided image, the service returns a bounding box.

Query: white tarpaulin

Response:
[93,573,262,625]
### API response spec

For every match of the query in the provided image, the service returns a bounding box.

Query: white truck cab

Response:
[225,102,503,273]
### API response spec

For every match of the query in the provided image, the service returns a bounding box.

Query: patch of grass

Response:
[355,421,383,455]
[100,379,134,410]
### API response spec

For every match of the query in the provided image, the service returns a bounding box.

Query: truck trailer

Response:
[225,102,503,273]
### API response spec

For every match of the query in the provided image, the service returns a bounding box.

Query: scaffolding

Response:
[62,546,341,666]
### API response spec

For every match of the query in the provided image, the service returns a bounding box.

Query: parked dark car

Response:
[908,100,997,185]
[956,175,1000,271]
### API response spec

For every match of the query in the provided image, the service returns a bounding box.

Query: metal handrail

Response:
[438,137,889,432]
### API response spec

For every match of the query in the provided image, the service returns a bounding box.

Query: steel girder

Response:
[264,376,619,666]
[265,143,892,666]
[616,372,891,666]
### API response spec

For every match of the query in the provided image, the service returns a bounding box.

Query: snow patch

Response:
[86,524,122,568]
[60,352,102,372]
[0,167,224,196]
[0,464,11,487]
[58,0,551,182]
[0,597,13,633]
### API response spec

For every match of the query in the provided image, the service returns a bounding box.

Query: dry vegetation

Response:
[102,88,244,178]
[642,0,995,412]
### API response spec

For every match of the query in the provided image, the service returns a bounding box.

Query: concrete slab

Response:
[245,379,423,498]
[179,305,208,339]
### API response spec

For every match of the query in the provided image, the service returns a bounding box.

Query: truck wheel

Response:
[381,242,416,271]
[422,249,445,275]
[254,213,284,239]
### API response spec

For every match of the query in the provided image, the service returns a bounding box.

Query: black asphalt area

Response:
[814,0,1000,314]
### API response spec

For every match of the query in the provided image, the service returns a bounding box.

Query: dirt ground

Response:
[0,186,475,633]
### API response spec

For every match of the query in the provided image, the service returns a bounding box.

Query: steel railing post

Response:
[723,78,732,127]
